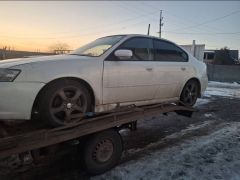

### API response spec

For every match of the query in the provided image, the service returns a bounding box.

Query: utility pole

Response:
[158,10,164,38]
[147,24,150,35]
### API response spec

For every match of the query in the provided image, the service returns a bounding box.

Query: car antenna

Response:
[147,24,150,36]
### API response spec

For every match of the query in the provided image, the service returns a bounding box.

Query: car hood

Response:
[0,54,94,68]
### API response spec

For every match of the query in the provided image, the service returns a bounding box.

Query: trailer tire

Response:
[83,129,123,175]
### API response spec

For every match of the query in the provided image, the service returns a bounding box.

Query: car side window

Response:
[116,37,154,61]
[153,39,188,62]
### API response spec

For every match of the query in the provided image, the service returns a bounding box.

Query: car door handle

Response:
[145,67,153,71]
[181,67,186,71]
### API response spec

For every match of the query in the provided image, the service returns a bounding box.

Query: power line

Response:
[164,11,222,33]
[0,15,157,40]
[0,8,158,39]
[104,2,238,38]
[138,2,217,34]
[0,9,159,39]
[139,2,240,35]
[163,31,240,35]
[117,2,160,35]
[172,9,240,31]
[116,2,155,18]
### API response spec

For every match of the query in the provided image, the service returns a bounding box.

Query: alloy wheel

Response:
[182,82,198,106]
[49,86,87,124]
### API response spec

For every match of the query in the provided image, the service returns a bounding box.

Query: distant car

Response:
[0,34,208,126]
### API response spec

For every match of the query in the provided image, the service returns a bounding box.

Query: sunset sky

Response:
[0,1,239,52]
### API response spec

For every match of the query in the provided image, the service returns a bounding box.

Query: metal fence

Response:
[207,64,240,83]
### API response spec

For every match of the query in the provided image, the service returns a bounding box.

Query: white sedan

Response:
[0,34,208,126]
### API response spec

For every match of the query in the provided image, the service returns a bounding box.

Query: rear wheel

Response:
[39,79,92,127]
[82,129,123,175]
[180,80,200,106]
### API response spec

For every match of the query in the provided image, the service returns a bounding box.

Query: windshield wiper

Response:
[69,53,95,57]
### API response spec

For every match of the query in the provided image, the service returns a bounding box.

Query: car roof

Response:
[101,34,177,45]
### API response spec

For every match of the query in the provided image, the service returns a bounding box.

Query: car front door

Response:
[152,39,189,99]
[102,37,156,104]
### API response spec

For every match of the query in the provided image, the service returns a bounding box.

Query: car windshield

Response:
[70,35,125,57]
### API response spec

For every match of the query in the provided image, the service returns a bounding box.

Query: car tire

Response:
[82,129,123,175]
[39,79,92,127]
[180,80,200,106]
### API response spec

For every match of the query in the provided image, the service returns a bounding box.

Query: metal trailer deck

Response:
[0,102,196,174]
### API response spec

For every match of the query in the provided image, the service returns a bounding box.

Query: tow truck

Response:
[0,102,195,175]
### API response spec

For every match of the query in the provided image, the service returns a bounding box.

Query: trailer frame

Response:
[0,102,196,174]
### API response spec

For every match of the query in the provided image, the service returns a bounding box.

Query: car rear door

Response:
[102,37,157,104]
[152,39,189,99]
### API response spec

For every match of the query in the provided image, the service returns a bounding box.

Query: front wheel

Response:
[39,79,92,127]
[180,80,200,106]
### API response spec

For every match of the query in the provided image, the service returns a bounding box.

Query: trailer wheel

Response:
[83,129,123,175]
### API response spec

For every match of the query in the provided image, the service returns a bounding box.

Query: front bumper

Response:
[0,82,45,120]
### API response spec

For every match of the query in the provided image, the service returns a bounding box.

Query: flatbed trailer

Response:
[0,102,196,175]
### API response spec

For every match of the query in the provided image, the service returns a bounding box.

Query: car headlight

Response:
[0,68,21,82]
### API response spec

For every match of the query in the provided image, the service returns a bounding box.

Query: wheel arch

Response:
[31,77,96,118]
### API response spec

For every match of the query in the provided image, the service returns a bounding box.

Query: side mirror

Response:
[114,49,133,60]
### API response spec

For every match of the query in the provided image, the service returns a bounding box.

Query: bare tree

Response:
[0,45,15,60]
[1,46,7,60]
[213,47,235,65]
[49,42,71,54]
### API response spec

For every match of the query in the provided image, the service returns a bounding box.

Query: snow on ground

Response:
[205,81,240,98]
[121,120,217,157]
[208,81,240,88]
[94,122,240,180]
[92,82,240,180]
[204,113,214,118]
[196,81,240,107]
[195,98,210,107]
